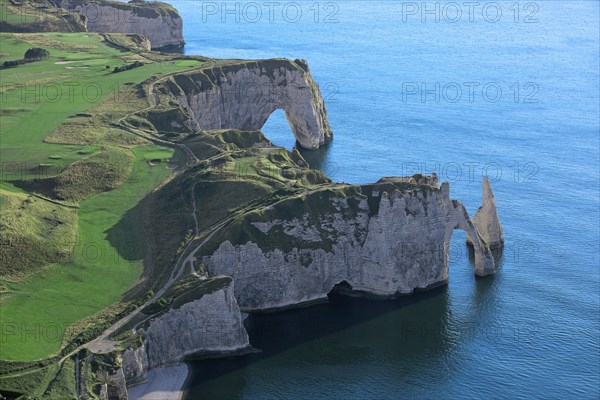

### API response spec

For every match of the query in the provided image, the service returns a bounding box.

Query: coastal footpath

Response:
[69,175,502,400]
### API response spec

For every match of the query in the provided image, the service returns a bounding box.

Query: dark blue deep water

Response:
[166,1,599,398]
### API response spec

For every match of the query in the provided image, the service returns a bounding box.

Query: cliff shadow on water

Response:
[184,288,457,400]
[184,228,504,399]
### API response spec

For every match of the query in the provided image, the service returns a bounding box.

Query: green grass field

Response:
[0,145,175,360]
[0,32,200,361]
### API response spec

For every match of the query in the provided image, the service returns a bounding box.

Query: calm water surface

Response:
[164,1,599,398]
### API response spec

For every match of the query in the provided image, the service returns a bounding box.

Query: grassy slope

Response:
[0,32,201,361]
[0,187,78,281]
[0,145,174,360]
[0,30,331,384]
[16,146,134,203]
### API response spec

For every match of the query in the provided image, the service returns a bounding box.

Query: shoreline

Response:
[128,363,190,400]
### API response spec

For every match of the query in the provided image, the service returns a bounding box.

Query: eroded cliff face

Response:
[140,277,250,369]
[57,0,184,49]
[155,59,333,149]
[202,177,497,311]
[97,367,127,400]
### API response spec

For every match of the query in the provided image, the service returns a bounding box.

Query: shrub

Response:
[112,61,144,73]
[24,48,50,60]
[1,48,49,69]
[3,59,25,68]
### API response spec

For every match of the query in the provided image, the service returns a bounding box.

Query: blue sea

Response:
[165,1,600,398]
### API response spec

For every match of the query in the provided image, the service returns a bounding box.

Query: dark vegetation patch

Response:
[142,173,194,287]
[1,47,49,68]
[0,0,87,33]
[0,107,30,116]
[112,60,144,73]
[24,47,49,59]
[102,33,150,52]
[15,147,133,203]
[140,106,192,136]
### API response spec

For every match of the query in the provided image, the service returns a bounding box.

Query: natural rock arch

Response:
[158,59,333,149]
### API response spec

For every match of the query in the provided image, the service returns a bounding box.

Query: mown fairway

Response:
[0,32,199,360]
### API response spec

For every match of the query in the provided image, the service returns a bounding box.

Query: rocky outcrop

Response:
[57,0,184,49]
[97,367,127,400]
[121,346,148,387]
[201,177,498,311]
[155,59,333,149]
[140,277,250,369]
[467,176,504,249]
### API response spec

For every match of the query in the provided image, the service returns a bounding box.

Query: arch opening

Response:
[327,280,353,299]
[447,230,476,292]
[260,109,297,150]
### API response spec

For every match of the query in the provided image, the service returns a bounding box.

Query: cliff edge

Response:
[75,277,250,400]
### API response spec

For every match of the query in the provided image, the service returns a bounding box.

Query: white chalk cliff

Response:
[140,278,250,369]
[57,0,184,49]
[121,346,148,387]
[202,177,500,312]
[97,278,249,400]
[155,59,333,149]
